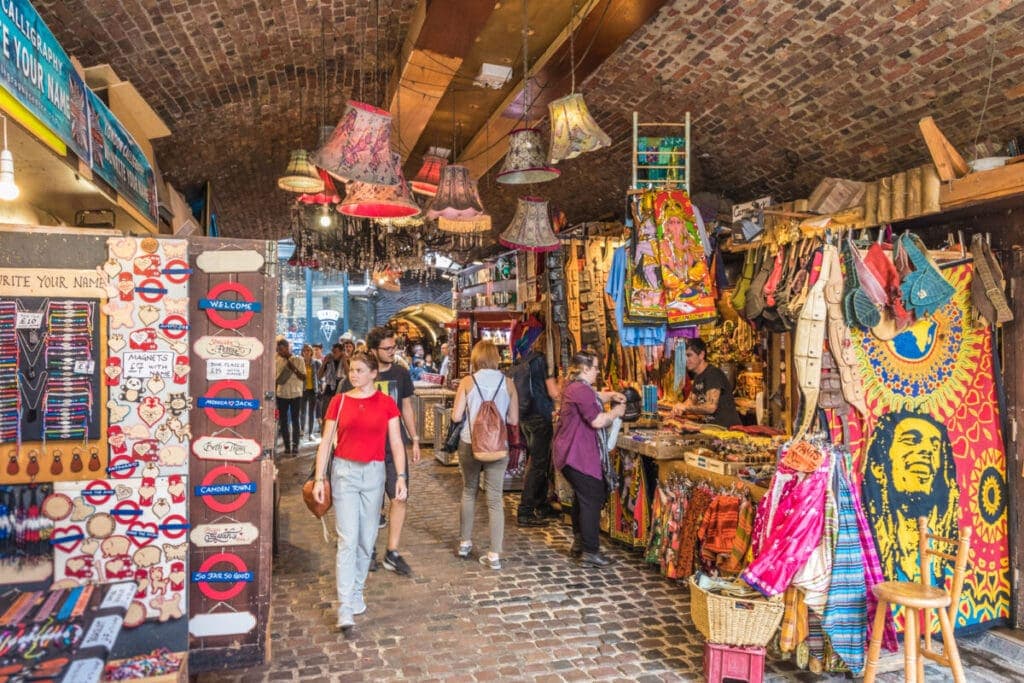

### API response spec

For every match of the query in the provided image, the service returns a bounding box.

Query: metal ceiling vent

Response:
[473,63,513,89]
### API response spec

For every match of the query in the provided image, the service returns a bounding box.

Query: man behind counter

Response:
[670,338,741,428]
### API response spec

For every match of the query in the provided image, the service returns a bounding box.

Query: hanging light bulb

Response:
[318,205,333,228]
[497,128,560,184]
[277,149,324,193]
[499,197,560,252]
[0,115,18,202]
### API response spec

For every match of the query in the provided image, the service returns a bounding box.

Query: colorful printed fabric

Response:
[848,462,898,652]
[698,493,741,568]
[645,485,667,565]
[673,486,713,579]
[743,456,830,597]
[822,466,869,675]
[793,467,837,613]
[721,496,754,574]
[778,586,809,654]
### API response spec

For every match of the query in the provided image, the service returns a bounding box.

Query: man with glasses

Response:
[339,326,420,576]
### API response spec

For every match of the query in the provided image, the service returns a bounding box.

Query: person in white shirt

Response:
[275,339,306,455]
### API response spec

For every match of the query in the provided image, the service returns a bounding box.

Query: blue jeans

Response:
[331,457,386,609]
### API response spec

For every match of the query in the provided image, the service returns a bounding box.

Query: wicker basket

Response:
[688,575,784,647]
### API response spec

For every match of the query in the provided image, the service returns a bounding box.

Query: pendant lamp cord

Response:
[569,0,577,94]
[522,0,531,106]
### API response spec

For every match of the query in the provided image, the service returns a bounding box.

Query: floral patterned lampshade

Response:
[411,155,448,197]
[438,214,492,234]
[337,153,420,219]
[277,149,325,193]
[497,128,560,184]
[499,197,560,252]
[425,165,484,220]
[297,169,340,205]
[547,93,611,164]
[314,100,398,185]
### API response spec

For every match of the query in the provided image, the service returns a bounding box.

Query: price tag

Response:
[99,581,136,610]
[124,351,174,378]
[15,311,42,329]
[81,614,123,649]
[207,358,250,380]
[73,360,96,375]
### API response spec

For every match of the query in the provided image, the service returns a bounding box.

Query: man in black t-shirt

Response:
[671,338,741,428]
[339,326,419,577]
[514,333,559,527]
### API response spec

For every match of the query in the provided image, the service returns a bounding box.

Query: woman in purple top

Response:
[552,352,626,567]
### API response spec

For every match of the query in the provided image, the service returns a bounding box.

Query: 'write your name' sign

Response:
[0,268,108,297]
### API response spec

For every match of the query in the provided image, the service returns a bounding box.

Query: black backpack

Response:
[510,353,535,416]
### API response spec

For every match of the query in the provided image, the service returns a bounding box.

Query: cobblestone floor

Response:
[199,444,1021,682]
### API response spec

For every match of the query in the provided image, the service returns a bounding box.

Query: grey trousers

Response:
[458,441,508,555]
[331,457,386,608]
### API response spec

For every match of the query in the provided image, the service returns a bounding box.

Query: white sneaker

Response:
[337,607,354,629]
[352,594,366,616]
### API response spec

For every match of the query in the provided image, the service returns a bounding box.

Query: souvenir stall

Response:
[572,177,1014,678]
[0,229,277,681]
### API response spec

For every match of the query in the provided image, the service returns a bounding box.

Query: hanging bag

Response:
[470,376,509,462]
[302,394,343,519]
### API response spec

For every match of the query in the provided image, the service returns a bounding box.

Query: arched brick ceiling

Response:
[34,1,1024,240]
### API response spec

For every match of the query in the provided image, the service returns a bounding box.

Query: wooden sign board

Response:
[193,336,264,361]
[195,250,264,274]
[190,522,259,548]
[192,436,261,462]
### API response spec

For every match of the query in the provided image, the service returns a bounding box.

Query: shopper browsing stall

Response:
[670,338,741,428]
[450,340,520,569]
[552,351,626,568]
[311,352,407,631]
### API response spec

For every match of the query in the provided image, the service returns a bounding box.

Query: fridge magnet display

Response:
[51,476,187,623]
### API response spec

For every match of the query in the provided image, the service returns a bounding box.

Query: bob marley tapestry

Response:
[845,262,1010,631]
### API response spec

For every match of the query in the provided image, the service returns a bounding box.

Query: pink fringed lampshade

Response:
[425,165,484,220]
[337,153,420,219]
[314,101,398,185]
[547,93,611,164]
[411,155,447,196]
[297,169,341,205]
[277,149,325,193]
[497,128,559,184]
[499,197,560,252]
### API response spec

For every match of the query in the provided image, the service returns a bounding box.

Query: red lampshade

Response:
[297,169,341,205]
[337,153,420,219]
[411,155,447,197]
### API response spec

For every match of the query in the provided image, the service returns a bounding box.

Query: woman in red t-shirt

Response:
[312,352,406,630]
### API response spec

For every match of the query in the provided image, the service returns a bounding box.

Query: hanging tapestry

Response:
[625,192,668,324]
[655,190,718,327]
[844,262,1010,632]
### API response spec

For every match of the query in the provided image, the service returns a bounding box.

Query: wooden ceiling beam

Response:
[388,0,495,162]
[459,0,671,180]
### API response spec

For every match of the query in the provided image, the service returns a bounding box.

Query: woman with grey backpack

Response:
[450,340,522,570]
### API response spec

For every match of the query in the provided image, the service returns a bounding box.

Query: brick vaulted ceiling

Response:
[33,1,1024,241]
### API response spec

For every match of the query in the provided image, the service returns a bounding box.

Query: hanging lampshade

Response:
[277,150,324,193]
[297,169,341,205]
[425,165,484,220]
[411,155,447,196]
[499,197,560,252]
[337,153,419,219]
[497,128,560,184]
[314,100,398,185]
[437,214,492,234]
[547,93,611,164]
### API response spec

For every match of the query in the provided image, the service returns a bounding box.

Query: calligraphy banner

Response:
[845,262,1010,631]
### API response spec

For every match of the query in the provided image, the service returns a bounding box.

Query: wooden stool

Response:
[863,517,971,683]
[703,642,765,683]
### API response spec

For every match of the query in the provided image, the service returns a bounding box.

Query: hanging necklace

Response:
[17,370,46,423]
